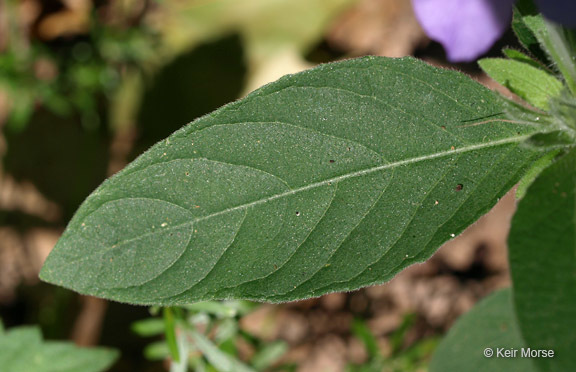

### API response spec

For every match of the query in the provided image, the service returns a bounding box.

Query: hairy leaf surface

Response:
[509,148,576,372]
[41,56,549,305]
[430,289,538,372]
[479,58,563,110]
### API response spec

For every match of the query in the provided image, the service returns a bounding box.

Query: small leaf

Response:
[430,289,538,372]
[41,56,553,305]
[250,341,288,370]
[479,58,563,110]
[131,318,166,337]
[352,318,381,359]
[190,330,256,372]
[0,326,118,372]
[509,148,576,371]
[511,5,549,66]
[164,307,180,363]
[502,48,547,70]
[144,341,170,361]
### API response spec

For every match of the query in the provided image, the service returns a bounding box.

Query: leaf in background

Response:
[41,56,551,305]
[519,16,576,95]
[150,0,355,93]
[479,58,563,111]
[153,0,355,60]
[131,318,165,337]
[430,289,538,372]
[512,3,550,66]
[509,148,576,372]
[502,48,545,70]
[143,341,170,361]
[0,326,118,372]
[191,330,256,372]
[250,341,288,371]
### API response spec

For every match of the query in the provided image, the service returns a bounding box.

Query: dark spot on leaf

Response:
[455,184,463,191]
[274,264,278,270]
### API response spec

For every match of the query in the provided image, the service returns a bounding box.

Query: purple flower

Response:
[412,0,576,62]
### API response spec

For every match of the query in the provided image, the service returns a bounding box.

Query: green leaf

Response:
[41,56,551,305]
[190,330,256,372]
[430,289,538,372]
[131,318,166,337]
[250,341,288,370]
[515,149,560,199]
[548,90,576,131]
[502,48,545,70]
[479,58,563,110]
[509,148,576,372]
[511,4,549,65]
[0,326,118,372]
[520,16,576,95]
[164,307,180,362]
[144,341,170,361]
[352,319,381,359]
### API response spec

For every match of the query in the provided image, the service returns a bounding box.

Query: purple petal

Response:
[412,0,515,62]
[535,0,576,28]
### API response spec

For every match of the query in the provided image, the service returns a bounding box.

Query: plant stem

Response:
[163,307,180,363]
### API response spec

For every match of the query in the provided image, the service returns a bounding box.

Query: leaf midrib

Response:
[52,134,532,275]
[74,134,530,294]
[187,134,531,222]
[88,134,532,237]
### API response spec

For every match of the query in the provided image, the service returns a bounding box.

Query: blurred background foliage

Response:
[1,0,513,371]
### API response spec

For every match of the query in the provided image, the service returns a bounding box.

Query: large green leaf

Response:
[509,148,576,372]
[430,289,538,372]
[0,326,118,372]
[41,56,551,305]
